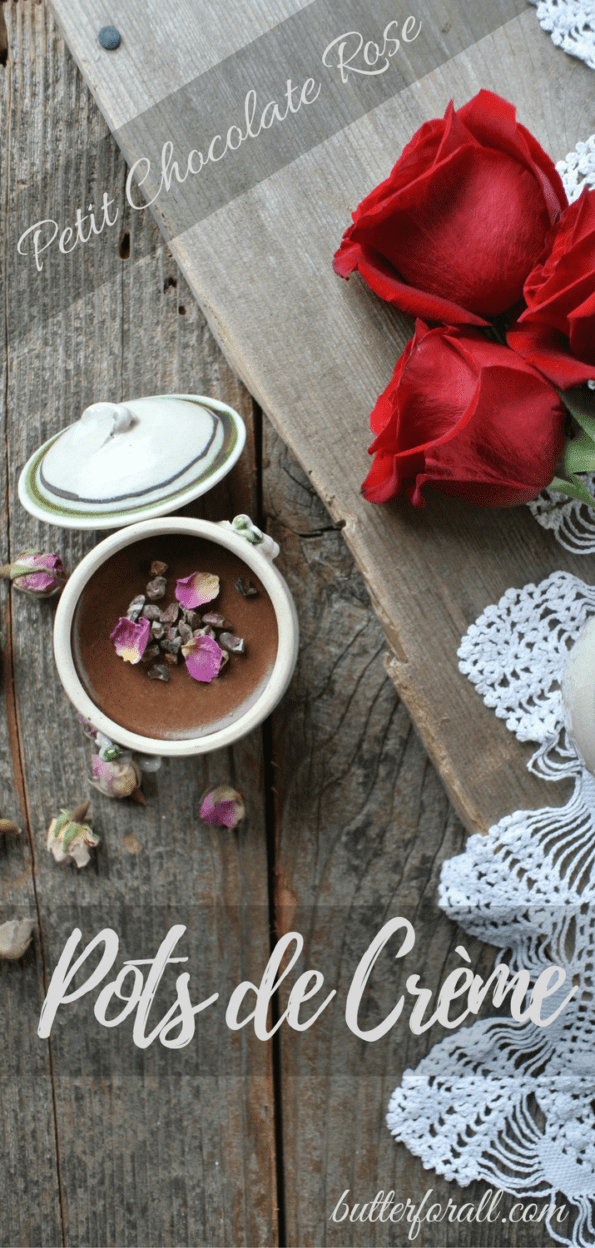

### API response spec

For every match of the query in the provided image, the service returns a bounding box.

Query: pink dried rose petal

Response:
[110,616,150,664]
[175,571,220,610]
[200,786,245,828]
[183,634,223,682]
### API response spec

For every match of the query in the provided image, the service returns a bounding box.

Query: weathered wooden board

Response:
[1,5,584,1246]
[265,427,550,1247]
[46,0,595,837]
[0,7,63,1244]
[2,5,276,1245]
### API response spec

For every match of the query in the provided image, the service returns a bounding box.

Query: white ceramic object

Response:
[18,393,245,529]
[563,615,595,774]
[53,517,299,757]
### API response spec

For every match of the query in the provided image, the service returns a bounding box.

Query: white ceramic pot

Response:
[54,516,299,756]
[563,616,595,774]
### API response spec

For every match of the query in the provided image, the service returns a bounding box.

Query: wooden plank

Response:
[45,0,595,837]
[0,6,64,1244]
[265,424,550,1247]
[3,4,276,1245]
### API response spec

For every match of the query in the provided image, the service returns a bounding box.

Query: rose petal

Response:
[110,616,150,664]
[175,572,220,610]
[362,321,565,509]
[16,571,59,593]
[183,634,223,682]
[333,89,566,323]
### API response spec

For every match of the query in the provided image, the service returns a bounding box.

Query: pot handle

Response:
[217,514,280,562]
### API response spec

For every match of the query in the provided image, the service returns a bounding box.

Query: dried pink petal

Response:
[110,616,150,664]
[200,786,245,829]
[183,634,223,683]
[175,571,220,610]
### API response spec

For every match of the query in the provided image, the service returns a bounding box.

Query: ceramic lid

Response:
[18,393,246,530]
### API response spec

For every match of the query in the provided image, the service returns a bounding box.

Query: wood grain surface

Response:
[46,0,595,838]
[0,4,573,1247]
[2,7,276,1245]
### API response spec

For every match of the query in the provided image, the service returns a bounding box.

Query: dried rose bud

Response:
[110,616,150,664]
[150,560,168,576]
[126,594,145,620]
[182,635,223,683]
[202,612,230,628]
[47,801,99,869]
[148,663,170,681]
[146,576,167,601]
[175,571,219,610]
[200,786,245,829]
[235,577,258,597]
[0,550,67,599]
[0,918,35,960]
[160,602,180,625]
[219,632,245,654]
[141,604,161,621]
[91,754,142,800]
[0,816,21,836]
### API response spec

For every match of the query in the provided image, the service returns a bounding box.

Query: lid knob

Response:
[80,402,136,443]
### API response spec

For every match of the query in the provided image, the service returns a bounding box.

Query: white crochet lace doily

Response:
[529,0,595,72]
[387,570,595,1248]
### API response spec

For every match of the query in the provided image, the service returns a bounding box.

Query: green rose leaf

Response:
[550,474,595,507]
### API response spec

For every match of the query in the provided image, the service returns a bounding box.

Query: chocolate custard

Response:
[72,535,278,739]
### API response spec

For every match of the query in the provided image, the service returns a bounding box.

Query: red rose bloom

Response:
[334,90,566,326]
[508,189,595,387]
[363,322,565,508]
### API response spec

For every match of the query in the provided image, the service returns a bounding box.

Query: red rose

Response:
[334,90,566,326]
[508,189,595,387]
[363,322,565,508]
